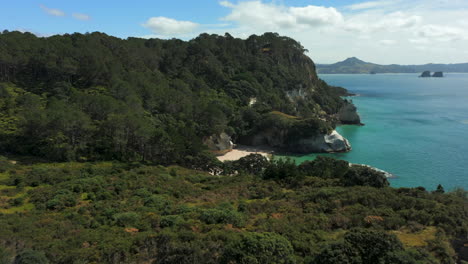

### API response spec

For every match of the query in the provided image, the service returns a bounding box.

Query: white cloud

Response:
[73,13,91,21]
[379,39,397,45]
[220,1,343,31]
[143,17,199,36]
[290,6,344,26]
[346,0,398,11]
[409,38,430,44]
[40,5,65,17]
[416,24,466,41]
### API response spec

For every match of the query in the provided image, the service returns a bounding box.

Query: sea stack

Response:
[337,101,362,125]
[420,71,431,77]
[432,71,443,77]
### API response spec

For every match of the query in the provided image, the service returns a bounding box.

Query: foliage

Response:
[0,31,347,165]
[222,232,296,264]
[0,162,466,263]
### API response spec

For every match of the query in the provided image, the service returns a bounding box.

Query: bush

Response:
[14,249,49,264]
[343,165,389,188]
[113,212,139,227]
[200,208,245,227]
[222,232,295,264]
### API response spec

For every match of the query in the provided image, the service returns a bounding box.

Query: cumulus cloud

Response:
[416,24,466,41]
[290,6,344,26]
[73,13,91,21]
[143,17,199,36]
[40,5,65,17]
[220,1,343,30]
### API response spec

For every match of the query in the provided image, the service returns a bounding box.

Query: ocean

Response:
[284,73,468,191]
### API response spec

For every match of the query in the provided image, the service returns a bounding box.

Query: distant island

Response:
[317,57,468,74]
[420,71,444,77]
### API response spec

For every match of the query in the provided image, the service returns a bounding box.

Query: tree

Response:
[14,249,49,264]
[222,232,296,264]
[435,184,445,194]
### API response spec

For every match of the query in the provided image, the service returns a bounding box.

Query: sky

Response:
[2,0,468,64]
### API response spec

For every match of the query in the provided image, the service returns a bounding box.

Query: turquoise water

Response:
[285,73,468,190]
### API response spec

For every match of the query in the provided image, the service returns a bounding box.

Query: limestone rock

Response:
[290,130,351,153]
[338,102,362,125]
[246,129,351,154]
[432,71,443,77]
[420,71,431,77]
[203,132,234,153]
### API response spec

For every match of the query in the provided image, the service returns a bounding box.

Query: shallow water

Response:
[281,73,468,190]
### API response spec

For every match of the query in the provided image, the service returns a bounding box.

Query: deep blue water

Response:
[284,73,468,190]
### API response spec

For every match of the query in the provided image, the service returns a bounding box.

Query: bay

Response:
[282,73,468,190]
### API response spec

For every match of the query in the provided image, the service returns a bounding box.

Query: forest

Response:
[0,31,467,263]
[0,30,345,165]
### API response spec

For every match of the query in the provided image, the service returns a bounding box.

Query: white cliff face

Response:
[292,130,351,153]
[324,130,351,152]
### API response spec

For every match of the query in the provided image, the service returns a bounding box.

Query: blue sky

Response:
[2,0,468,64]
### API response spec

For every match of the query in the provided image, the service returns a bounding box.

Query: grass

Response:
[270,111,299,120]
[392,226,437,247]
[0,184,37,214]
[0,202,34,214]
[0,185,14,191]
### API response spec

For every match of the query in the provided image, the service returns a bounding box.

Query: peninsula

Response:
[317,57,468,74]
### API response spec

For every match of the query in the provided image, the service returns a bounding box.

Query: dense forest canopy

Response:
[0,31,346,165]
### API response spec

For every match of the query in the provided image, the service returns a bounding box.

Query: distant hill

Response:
[317,57,468,74]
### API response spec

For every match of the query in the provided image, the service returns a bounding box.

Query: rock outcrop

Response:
[337,102,362,125]
[289,130,351,153]
[351,163,395,178]
[203,132,234,154]
[432,71,443,77]
[246,129,351,154]
[420,71,431,77]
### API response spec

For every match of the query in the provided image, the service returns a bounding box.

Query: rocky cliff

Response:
[203,132,234,154]
[337,101,362,125]
[288,130,351,153]
[241,113,351,153]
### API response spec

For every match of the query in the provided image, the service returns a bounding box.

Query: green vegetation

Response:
[0,155,467,263]
[0,31,467,263]
[0,31,345,165]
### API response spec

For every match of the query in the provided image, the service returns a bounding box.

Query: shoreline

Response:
[216,145,274,162]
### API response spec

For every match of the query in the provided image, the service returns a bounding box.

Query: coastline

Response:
[216,145,274,162]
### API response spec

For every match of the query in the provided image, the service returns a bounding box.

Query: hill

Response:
[317,57,468,74]
[0,31,355,167]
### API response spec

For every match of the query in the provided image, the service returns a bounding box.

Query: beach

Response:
[216,145,274,162]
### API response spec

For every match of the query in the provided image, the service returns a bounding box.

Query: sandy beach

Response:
[216,145,274,162]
